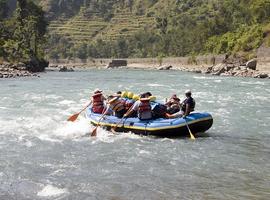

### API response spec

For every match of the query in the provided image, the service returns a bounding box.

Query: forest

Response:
[0,0,47,70]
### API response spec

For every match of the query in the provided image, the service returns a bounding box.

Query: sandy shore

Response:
[49,55,270,74]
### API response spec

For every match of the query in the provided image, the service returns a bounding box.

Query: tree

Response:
[14,0,48,60]
[0,0,8,20]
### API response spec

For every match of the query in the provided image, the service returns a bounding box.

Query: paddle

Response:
[90,107,109,137]
[111,106,134,133]
[67,103,91,122]
[184,117,195,140]
[111,115,127,133]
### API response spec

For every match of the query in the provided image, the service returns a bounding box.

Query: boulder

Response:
[253,73,268,79]
[203,66,213,74]
[245,59,257,70]
[25,57,49,72]
[59,66,74,72]
[211,63,226,75]
[107,60,127,68]
[158,65,173,70]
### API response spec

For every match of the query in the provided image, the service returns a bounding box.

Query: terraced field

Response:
[48,9,156,44]
[96,12,155,41]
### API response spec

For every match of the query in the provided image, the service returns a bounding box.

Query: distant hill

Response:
[3,0,270,59]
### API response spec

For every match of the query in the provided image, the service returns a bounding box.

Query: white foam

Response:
[0,106,8,110]
[58,100,75,105]
[193,76,214,79]
[139,150,151,155]
[147,83,165,87]
[37,185,68,197]
[89,128,142,143]
[38,134,62,143]
[240,81,266,85]
[54,118,91,138]
[214,80,222,83]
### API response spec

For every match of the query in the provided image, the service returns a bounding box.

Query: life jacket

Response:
[109,97,125,112]
[138,98,152,120]
[125,99,135,110]
[167,102,180,114]
[92,93,104,114]
[181,97,195,112]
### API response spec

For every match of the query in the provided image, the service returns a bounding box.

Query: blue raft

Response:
[86,107,213,137]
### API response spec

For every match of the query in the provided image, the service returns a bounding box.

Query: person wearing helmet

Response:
[91,89,106,114]
[181,90,195,117]
[107,96,126,118]
[140,92,152,98]
[166,90,195,118]
[124,97,152,120]
[165,94,181,114]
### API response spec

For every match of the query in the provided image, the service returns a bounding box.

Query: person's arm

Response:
[88,99,93,107]
[124,101,138,117]
[102,104,110,116]
[183,103,191,117]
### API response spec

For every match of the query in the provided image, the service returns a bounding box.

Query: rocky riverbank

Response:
[0,58,49,78]
[48,54,270,79]
[173,58,269,79]
[0,62,39,78]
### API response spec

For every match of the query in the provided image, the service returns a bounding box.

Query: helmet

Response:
[185,89,191,94]
[121,91,128,98]
[94,88,102,94]
[149,96,156,101]
[133,95,139,101]
[127,92,134,99]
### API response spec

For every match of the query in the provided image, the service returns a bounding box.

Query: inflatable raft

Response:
[86,107,213,137]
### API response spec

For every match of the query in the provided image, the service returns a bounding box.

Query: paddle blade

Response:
[184,119,195,140]
[91,127,97,137]
[67,113,79,122]
[111,126,117,134]
[189,131,196,140]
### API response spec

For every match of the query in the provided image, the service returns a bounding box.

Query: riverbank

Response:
[0,62,40,78]
[49,54,270,79]
[0,58,49,78]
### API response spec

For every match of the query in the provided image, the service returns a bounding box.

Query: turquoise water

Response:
[0,69,269,199]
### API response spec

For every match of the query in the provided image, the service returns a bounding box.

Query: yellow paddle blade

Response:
[189,131,196,140]
[184,119,196,140]
[67,113,79,122]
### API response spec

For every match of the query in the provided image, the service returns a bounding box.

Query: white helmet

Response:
[185,89,191,94]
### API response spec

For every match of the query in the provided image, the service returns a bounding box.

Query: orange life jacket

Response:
[92,93,104,114]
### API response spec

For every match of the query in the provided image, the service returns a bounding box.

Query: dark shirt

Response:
[181,97,195,112]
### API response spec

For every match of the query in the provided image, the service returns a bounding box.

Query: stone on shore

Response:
[59,66,74,72]
[0,62,39,78]
[245,59,257,70]
[158,65,172,70]
[192,58,268,79]
[107,60,127,68]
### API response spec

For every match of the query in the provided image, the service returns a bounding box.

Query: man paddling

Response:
[166,90,195,118]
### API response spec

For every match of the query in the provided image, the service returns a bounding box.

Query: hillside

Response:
[2,0,270,60]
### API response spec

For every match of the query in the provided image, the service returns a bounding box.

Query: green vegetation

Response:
[44,0,270,59]
[0,0,48,70]
[2,0,270,61]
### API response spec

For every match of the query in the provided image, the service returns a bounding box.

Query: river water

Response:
[0,69,269,200]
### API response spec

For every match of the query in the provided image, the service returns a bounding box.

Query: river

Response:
[0,69,269,199]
